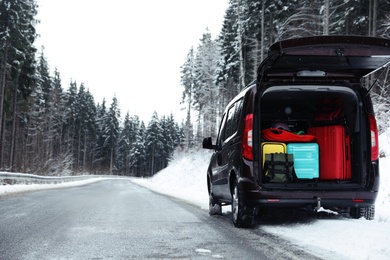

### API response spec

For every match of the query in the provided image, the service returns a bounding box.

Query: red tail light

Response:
[369,114,379,161]
[242,114,253,160]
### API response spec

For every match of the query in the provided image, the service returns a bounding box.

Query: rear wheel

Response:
[349,205,375,220]
[231,179,254,228]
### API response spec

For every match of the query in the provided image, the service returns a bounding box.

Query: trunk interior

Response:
[259,84,367,190]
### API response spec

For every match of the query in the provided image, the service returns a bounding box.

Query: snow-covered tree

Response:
[130,120,146,177]
[103,96,120,174]
[160,114,177,168]
[180,47,196,150]
[0,0,38,170]
[93,99,108,173]
[2,0,390,175]
[117,113,141,175]
[145,111,163,176]
[193,30,220,140]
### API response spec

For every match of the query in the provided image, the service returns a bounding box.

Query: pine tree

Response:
[35,48,53,172]
[180,47,196,150]
[77,86,97,172]
[93,99,109,173]
[217,3,241,102]
[193,30,220,140]
[63,81,79,173]
[372,0,390,37]
[160,114,177,169]
[145,111,163,176]
[130,120,146,177]
[25,66,44,172]
[49,68,71,174]
[103,96,120,174]
[117,112,140,175]
[0,0,38,170]
[36,48,54,170]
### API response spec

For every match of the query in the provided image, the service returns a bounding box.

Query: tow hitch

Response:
[314,197,321,211]
[314,197,338,215]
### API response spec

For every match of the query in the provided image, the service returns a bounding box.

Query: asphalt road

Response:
[0,179,322,260]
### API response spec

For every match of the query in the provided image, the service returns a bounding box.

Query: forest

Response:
[181,0,390,151]
[1,0,390,176]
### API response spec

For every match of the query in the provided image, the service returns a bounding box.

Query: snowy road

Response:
[0,179,322,260]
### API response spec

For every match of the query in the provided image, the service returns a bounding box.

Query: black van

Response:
[203,36,388,228]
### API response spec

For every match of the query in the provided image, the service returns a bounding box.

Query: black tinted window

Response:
[224,99,243,141]
[216,113,227,147]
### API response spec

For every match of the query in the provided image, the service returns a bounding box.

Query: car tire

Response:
[209,193,222,216]
[349,205,375,220]
[231,179,254,228]
[364,205,375,220]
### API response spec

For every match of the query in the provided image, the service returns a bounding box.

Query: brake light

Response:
[242,114,253,160]
[369,114,379,161]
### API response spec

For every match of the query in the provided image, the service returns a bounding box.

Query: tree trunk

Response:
[236,0,246,89]
[0,111,6,169]
[372,0,377,37]
[83,130,87,171]
[368,0,378,37]
[260,0,265,62]
[323,0,329,35]
[150,145,155,176]
[110,147,113,175]
[186,84,192,150]
[0,41,9,169]
[9,71,19,170]
[77,127,81,171]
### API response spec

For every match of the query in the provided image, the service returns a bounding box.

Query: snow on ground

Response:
[132,131,390,260]
[0,178,110,196]
[1,132,389,259]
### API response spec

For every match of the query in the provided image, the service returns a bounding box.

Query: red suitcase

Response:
[307,125,351,180]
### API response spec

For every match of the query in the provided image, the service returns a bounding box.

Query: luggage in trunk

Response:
[261,142,286,166]
[287,143,319,179]
[307,125,351,180]
[262,142,296,182]
[264,153,294,182]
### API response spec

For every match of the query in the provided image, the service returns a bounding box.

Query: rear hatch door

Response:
[257,36,390,87]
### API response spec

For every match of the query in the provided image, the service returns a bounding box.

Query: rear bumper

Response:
[244,190,377,208]
[238,179,378,208]
[246,197,376,209]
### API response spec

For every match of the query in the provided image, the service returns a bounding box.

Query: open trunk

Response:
[256,36,388,191]
[259,84,369,190]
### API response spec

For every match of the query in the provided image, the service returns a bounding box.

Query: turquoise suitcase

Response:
[287,143,319,179]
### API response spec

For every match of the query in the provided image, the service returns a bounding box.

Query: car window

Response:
[225,105,236,137]
[233,99,243,133]
[220,98,243,145]
[216,113,227,147]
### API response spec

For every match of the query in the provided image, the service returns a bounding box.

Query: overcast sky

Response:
[35,0,229,123]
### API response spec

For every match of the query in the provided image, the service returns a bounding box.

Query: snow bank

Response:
[133,131,390,260]
[0,178,107,196]
[133,151,211,209]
